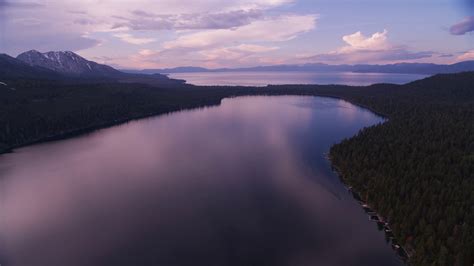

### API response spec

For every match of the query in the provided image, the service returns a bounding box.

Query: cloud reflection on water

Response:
[0,96,398,266]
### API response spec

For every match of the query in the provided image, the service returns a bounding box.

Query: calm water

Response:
[168,71,427,86]
[0,96,402,266]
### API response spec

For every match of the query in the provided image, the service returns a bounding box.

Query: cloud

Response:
[114,33,156,45]
[199,44,279,61]
[438,53,454,58]
[1,33,100,55]
[458,50,474,61]
[53,0,295,30]
[0,0,43,9]
[73,18,97,26]
[113,9,264,31]
[126,43,282,69]
[60,0,309,69]
[450,16,474,35]
[163,15,317,50]
[117,42,283,69]
[310,49,433,63]
[68,0,293,15]
[340,30,390,52]
[118,14,315,68]
[1,0,297,56]
[235,44,279,53]
[306,30,433,64]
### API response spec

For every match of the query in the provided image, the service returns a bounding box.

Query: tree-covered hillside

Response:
[329,72,474,266]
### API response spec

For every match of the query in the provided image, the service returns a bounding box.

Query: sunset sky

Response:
[1,0,473,69]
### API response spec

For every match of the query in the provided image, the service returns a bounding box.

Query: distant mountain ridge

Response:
[126,61,474,75]
[3,49,474,86]
[17,50,122,78]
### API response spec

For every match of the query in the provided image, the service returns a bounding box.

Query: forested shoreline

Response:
[329,73,474,265]
[0,79,383,154]
[0,72,473,265]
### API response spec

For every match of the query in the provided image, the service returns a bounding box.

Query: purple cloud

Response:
[307,48,433,64]
[438,53,454,58]
[372,49,433,61]
[0,0,43,9]
[112,9,263,31]
[450,16,474,35]
[73,18,97,26]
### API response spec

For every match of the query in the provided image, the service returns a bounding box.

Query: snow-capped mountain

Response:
[17,50,122,77]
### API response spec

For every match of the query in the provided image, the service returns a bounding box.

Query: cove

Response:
[0,96,402,266]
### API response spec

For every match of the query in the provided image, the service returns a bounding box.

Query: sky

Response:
[0,0,473,69]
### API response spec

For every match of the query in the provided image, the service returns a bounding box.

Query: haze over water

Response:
[168,71,428,86]
[0,96,401,266]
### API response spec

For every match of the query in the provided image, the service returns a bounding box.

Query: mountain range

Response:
[0,50,184,86]
[124,61,474,75]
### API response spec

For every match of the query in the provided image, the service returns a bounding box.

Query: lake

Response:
[0,96,402,266]
[168,71,428,86]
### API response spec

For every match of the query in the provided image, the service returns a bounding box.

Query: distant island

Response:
[122,61,474,75]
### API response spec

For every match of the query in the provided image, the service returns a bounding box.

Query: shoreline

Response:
[328,155,411,264]
[0,100,223,155]
[0,91,388,156]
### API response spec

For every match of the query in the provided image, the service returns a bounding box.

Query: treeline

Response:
[0,80,223,152]
[0,78,378,153]
[0,73,473,265]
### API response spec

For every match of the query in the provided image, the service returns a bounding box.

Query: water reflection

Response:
[0,96,400,266]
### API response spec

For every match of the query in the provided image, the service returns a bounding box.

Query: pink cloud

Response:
[458,50,474,61]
